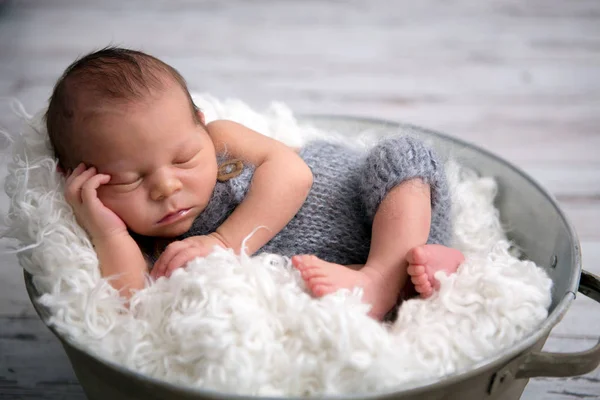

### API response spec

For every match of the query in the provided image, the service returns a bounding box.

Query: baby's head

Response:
[46,46,203,170]
[46,47,219,238]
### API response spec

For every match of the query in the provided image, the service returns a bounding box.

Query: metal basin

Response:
[23,116,600,399]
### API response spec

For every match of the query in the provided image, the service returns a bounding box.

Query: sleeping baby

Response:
[47,46,464,320]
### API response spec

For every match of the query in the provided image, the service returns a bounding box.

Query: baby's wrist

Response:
[207,230,232,249]
[91,230,132,249]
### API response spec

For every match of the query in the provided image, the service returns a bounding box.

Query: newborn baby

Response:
[48,47,464,320]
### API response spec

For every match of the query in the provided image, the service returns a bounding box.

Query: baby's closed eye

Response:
[106,177,143,191]
[173,153,198,167]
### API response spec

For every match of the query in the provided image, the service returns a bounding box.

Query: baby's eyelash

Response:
[174,154,196,165]
[109,177,142,186]
[119,180,141,186]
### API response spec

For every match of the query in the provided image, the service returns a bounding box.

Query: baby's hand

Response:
[64,163,128,241]
[151,234,227,279]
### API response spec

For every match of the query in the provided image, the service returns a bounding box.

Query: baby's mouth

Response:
[157,208,191,225]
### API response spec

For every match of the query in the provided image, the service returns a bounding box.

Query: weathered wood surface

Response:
[0,0,598,399]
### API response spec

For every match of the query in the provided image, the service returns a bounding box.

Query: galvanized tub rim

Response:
[23,114,582,399]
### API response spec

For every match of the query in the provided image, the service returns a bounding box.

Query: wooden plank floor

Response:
[0,0,598,398]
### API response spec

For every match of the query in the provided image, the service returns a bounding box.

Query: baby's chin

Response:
[138,219,195,238]
[158,224,194,238]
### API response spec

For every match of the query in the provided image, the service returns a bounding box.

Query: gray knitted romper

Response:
[171,135,452,266]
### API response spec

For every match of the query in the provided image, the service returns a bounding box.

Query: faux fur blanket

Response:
[3,95,552,397]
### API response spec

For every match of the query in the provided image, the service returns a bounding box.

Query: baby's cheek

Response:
[97,190,131,216]
[96,188,121,208]
[96,185,110,199]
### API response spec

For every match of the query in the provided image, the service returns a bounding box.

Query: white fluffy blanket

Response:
[3,95,552,397]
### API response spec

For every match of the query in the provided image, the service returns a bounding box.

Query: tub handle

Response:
[515,270,600,379]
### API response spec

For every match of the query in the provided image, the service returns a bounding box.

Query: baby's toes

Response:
[407,264,425,277]
[312,283,334,297]
[410,272,429,286]
[407,246,428,266]
[301,267,326,280]
[415,282,433,298]
[308,276,330,287]
[306,277,332,296]
[291,255,312,270]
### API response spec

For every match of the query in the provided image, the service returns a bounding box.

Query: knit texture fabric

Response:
[173,135,452,266]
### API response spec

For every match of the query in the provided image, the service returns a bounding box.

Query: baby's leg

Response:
[293,136,462,319]
[359,135,464,300]
[293,178,432,319]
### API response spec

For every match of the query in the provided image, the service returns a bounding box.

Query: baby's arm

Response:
[207,120,313,254]
[92,234,147,294]
[151,120,313,278]
[65,164,147,296]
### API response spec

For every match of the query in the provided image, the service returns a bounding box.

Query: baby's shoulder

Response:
[205,119,263,152]
[205,119,247,138]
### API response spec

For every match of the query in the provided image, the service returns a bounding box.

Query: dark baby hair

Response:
[45,46,200,170]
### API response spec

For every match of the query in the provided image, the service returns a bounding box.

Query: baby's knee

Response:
[359,135,444,220]
[367,136,441,178]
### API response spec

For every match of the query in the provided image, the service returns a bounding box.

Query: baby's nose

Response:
[150,174,182,201]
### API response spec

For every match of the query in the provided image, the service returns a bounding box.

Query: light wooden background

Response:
[0,0,599,399]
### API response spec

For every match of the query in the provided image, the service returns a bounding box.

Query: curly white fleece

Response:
[3,95,552,397]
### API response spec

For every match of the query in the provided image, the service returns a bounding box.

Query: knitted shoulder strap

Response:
[217,159,244,182]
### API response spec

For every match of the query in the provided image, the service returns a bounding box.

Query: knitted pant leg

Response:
[358,135,453,246]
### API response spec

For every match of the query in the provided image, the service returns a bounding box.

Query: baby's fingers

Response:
[152,241,188,279]
[80,174,111,205]
[65,165,98,204]
[64,163,86,187]
[163,249,199,278]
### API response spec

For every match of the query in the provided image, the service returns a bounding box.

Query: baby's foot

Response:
[406,244,464,298]
[291,255,397,320]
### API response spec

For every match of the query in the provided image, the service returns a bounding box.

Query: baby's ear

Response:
[56,163,66,176]
[56,162,73,177]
